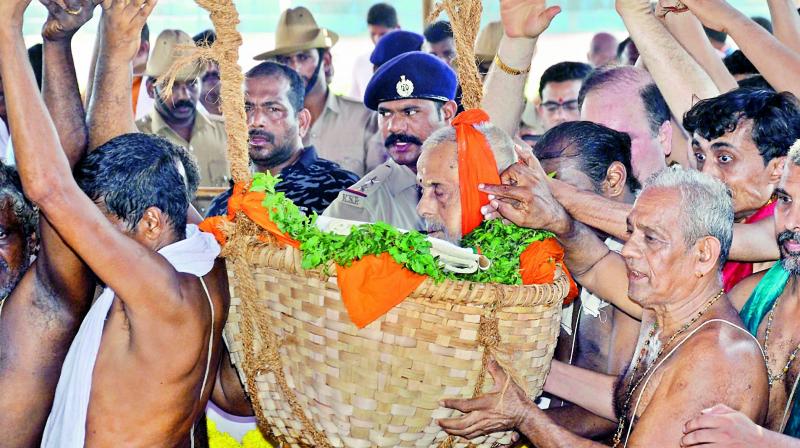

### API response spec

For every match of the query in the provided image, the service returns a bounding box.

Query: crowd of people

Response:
[1,0,800,446]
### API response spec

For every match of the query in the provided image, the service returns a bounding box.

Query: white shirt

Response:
[348,52,373,101]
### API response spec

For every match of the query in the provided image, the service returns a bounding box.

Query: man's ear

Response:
[145,77,156,99]
[322,50,334,81]
[767,156,787,185]
[658,120,673,157]
[601,161,628,199]
[441,100,458,122]
[139,206,166,241]
[695,235,722,278]
[297,108,312,139]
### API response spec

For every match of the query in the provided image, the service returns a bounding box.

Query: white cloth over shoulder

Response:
[42,225,220,448]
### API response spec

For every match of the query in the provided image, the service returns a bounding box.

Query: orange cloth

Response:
[453,109,501,236]
[452,109,577,303]
[336,253,426,328]
[198,182,418,328]
[520,239,579,305]
[132,76,143,114]
[199,183,299,248]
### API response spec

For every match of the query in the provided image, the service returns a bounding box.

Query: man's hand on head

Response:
[41,0,100,42]
[100,0,157,62]
[499,0,562,39]
[479,145,572,235]
[678,0,740,34]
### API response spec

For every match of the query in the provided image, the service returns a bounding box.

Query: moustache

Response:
[778,230,800,251]
[248,129,275,145]
[171,100,195,111]
[385,133,423,149]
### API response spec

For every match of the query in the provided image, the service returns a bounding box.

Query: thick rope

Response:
[428,0,483,109]
[161,0,250,184]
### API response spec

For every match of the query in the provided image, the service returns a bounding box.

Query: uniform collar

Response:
[386,158,418,195]
[323,91,341,115]
[149,107,210,144]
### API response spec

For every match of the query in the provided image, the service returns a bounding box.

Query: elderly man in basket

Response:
[438,153,769,446]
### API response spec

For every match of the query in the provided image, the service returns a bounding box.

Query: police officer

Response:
[255,7,384,177]
[324,52,458,231]
[136,29,230,187]
[370,30,424,72]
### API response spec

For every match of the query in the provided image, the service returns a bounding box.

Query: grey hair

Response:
[639,166,734,266]
[420,122,517,172]
[789,139,800,166]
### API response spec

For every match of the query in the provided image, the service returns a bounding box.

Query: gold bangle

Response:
[493,54,530,76]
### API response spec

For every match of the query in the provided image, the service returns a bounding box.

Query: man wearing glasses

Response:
[537,62,592,131]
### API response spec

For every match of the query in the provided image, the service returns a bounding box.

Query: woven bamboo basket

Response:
[223,234,569,448]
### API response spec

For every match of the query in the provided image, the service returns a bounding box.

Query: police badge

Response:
[396,75,414,98]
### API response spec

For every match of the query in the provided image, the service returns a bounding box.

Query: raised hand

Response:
[478,145,572,234]
[678,0,740,33]
[438,359,532,439]
[499,0,561,39]
[41,0,100,42]
[99,0,157,62]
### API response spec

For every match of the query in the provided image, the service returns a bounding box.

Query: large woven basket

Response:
[224,235,568,448]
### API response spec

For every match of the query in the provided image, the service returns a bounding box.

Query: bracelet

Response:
[493,54,531,76]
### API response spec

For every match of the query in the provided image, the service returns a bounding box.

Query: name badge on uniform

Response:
[341,188,367,208]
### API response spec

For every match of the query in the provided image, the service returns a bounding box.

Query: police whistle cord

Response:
[428,0,484,110]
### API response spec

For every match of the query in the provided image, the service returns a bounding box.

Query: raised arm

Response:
[682,0,800,98]
[27,0,99,315]
[41,0,96,168]
[0,0,193,334]
[482,0,560,137]
[768,0,800,54]
[658,8,738,92]
[86,0,141,149]
[617,0,718,124]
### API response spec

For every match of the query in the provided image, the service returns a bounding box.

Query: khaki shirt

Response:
[323,159,424,231]
[136,109,230,187]
[304,93,385,176]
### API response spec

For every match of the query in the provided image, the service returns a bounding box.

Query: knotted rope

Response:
[164,2,331,445]
[428,0,484,110]
[159,0,250,184]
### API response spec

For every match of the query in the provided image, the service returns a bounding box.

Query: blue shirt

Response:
[206,146,359,218]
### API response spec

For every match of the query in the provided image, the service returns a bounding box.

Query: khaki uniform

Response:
[323,159,423,231]
[136,110,230,187]
[304,93,385,176]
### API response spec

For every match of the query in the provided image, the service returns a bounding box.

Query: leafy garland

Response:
[252,173,553,285]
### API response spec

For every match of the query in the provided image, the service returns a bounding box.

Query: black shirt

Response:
[206,146,360,218]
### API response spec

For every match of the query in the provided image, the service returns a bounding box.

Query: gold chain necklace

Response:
[611,290,724,447]
[762,294,800,387]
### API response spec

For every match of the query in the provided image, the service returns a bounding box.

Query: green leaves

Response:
[461,219,554,284]
[251,172,552,285]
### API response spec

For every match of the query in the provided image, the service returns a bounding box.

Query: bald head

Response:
[588,32,619,67]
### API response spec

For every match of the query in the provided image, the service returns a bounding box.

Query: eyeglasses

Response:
[541,100,579,113]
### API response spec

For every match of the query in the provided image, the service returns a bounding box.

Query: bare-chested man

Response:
[681,141,800,446]
[0,1,99,446]
[0,0,230,446]
[532,121,641,439]
[439,154,767,446]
